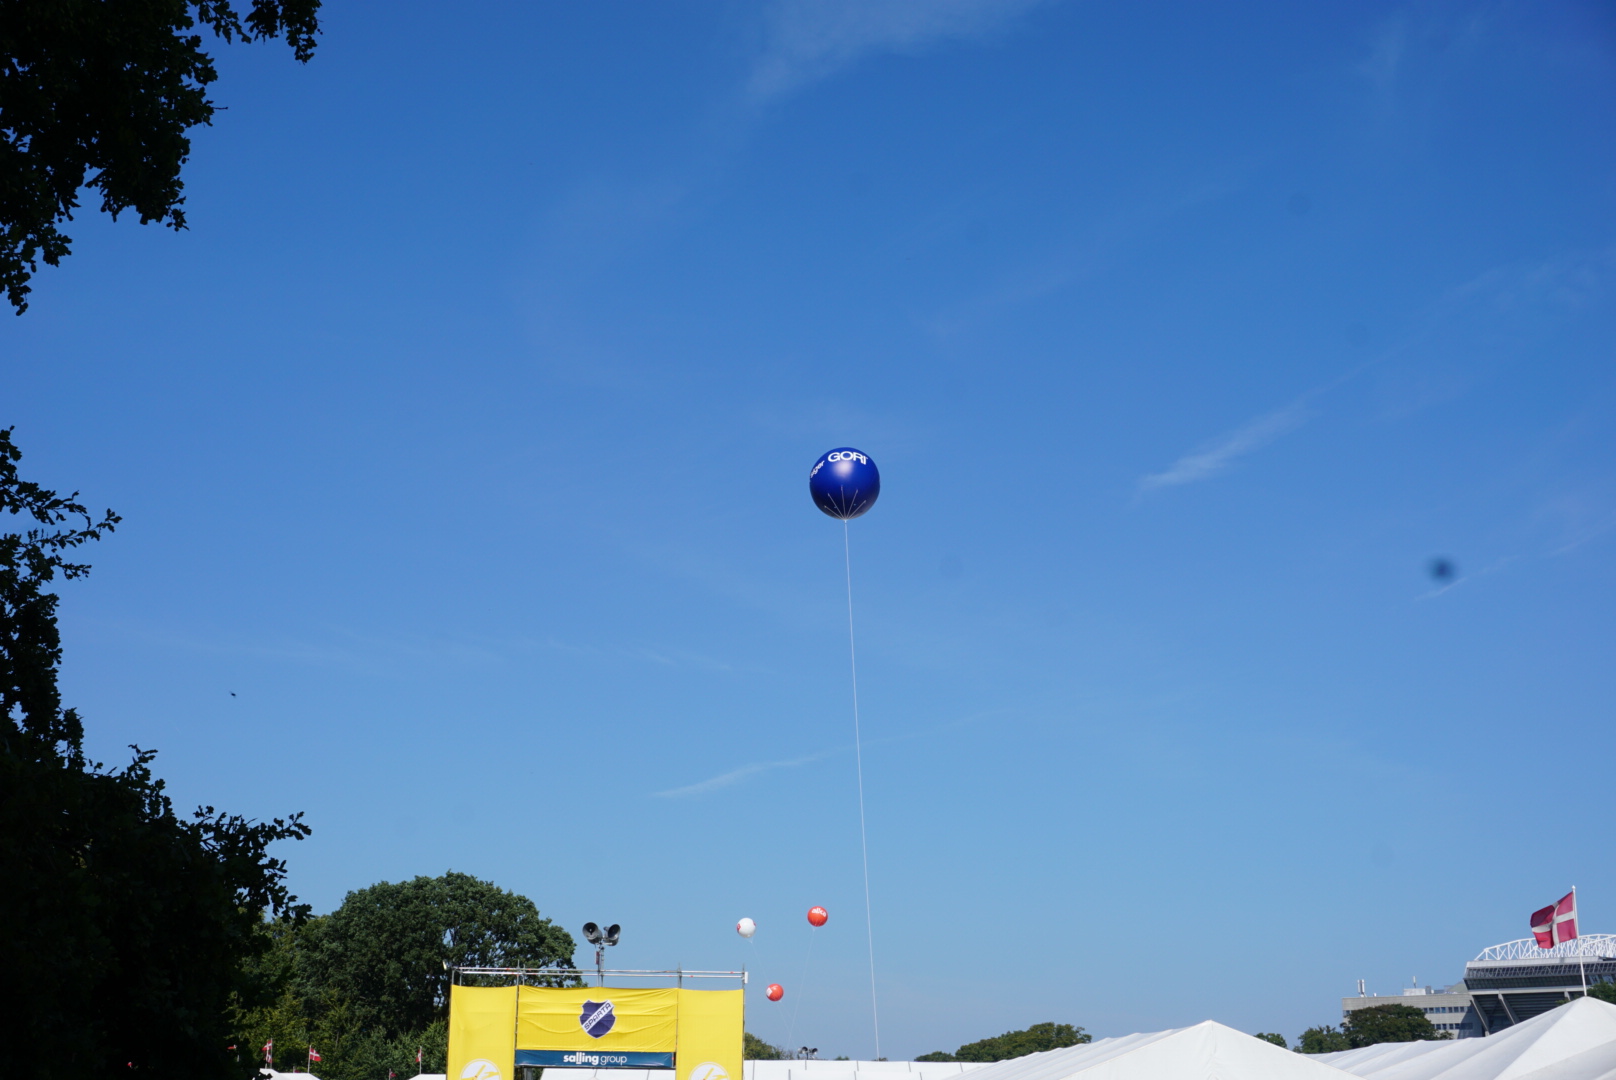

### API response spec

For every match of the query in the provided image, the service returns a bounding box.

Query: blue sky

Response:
[6,0,1616,1058]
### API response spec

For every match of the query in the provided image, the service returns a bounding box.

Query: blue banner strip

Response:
[516,1051,676,1069]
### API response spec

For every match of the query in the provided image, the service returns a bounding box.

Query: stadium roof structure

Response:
[1316,996,1616,1080]
[1464,937,1616,1032]
[1473,938,1616,963]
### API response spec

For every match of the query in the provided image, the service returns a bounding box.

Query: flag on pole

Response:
[263,1040,274,1065]
[309,1046,322,1063]
[417,1047,424,1065]
[1532,890,1578,948]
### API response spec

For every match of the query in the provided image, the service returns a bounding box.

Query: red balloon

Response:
[766,984,784,1002]
[807,906,828,927]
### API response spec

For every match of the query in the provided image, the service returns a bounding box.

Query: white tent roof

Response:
[548,1064,988,1080]
[743,1062,990,1080]
[469,1001,1616,1080]
[1316,998,1616,1080]
[910,1021,1348,1080]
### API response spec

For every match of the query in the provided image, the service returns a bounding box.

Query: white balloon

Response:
[736,918,756,938]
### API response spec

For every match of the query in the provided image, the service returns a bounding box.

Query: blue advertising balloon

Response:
[809,448,880,520]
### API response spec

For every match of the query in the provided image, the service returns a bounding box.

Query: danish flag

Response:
[263,1040,273,1065]
[309,1046,322,1063]
[1532,889,1578,948]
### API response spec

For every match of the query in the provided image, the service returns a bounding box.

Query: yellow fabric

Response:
[517,986,680,1052]
[448,985,517,1080]
[675,989,744,1080]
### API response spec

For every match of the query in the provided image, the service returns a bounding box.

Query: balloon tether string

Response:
[844,519,881,1059]
[786,927,817,1051]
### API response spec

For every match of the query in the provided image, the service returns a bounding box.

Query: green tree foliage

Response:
[1341,1004,1450,1047]
[312,872,578,1036]
[0,426,310,1079]
[1296,1026,1352,1054]
[917,1022,1090,1063]
[1589,982,1616,1005]
[0,1,322,312]
[235,952,450,1080]
[234,872,576,1080]
[1296,1005,1451,1054]
[1254,1033,1288,1048]
[745,1033,787,1060]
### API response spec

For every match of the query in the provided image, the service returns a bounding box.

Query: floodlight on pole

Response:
[582,922,620,985]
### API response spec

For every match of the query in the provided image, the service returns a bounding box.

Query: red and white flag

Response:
[1532,890,1578,948]
[309,1046,322,1063]
[263,1040,274,1065]
[417,1047,423,1065]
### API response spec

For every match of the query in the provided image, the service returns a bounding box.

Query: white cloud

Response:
[1358,15,1406,93]
[749,0,1050,100]
[1547,504,1616,557]
[654,753,827,797]
[1138,401,1312,491]
[1356,7,1497,100]
[1138,245,1615,497]
[1415,557,1514,601]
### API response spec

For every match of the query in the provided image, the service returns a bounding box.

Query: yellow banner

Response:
[448,985,517,1080]
[517,986,679,1057]
[676,988,744,1080]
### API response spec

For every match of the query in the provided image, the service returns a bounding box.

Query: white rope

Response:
[785,926,817,1051]
[843,519,881,1059]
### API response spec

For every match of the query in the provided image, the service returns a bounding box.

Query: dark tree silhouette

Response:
[1,1,321,311]
[0,426,310,1079]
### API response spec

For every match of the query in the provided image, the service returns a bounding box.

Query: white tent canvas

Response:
[546,1064,987,1080]
[922,1021,1349,1080]
[743,1062,991,1080]
[1317,997,1616,1080]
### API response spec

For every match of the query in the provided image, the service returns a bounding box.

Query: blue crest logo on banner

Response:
[580,1000,617,1039]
